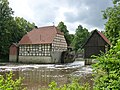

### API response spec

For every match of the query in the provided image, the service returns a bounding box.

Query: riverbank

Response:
[0,61,93,90]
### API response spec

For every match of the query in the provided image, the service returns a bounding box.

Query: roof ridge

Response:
[38,25,55,29]
[19,26,64,44]
[82,30,111,48]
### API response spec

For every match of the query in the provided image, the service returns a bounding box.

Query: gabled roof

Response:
[19,26,64,45]
[13,43,19,47]
[97,31,111,45]
[82,30,111,47]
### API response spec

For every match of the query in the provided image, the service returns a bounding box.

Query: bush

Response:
[0,71,26,90]
[48,80,90,90]
[93,39,120,89]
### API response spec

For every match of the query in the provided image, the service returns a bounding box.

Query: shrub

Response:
[0,71,26,90]
[48,80,90,90]
[93,39,120,89]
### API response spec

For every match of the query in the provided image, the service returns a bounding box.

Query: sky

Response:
[8,0,113,34]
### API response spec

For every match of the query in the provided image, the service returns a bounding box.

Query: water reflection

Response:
[20,68,69,90]
[0,61,93,90]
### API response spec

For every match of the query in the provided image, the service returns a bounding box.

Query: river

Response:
[0,61,93,90]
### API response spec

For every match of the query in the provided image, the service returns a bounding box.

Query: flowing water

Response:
[0,61,93,90]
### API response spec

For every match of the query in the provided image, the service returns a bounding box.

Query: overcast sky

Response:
[8,0,113,34]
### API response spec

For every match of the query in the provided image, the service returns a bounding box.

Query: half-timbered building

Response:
[9,26,67,63]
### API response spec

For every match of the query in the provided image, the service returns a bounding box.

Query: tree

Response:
[0,0,14,58]
[103,0,120,45]
[57,21,72,45]
[0,0,35,61]
[113,0,120,4]
[69,34,75,44]
[72,25,90,52]
[10,17,35,43]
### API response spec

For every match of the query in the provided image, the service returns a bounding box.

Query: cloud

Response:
[8,0,113,34]
[64,0,113,31]
[8,0,35,24]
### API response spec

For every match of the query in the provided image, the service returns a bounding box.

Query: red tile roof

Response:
[97,31,111,45]
[19,26,64,45]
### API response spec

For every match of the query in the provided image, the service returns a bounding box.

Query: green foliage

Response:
[57,21,69,35]
[10,17,35,43]
[0,0,14,57]
[0,0,35,60]
[72,25,90,52]
[69,34,75,43]
[113,0,120,4]
[0,71,26,90]
[93,39,120,89]
[95,1,120,88]
[103,0,120,45]
[48,80,90,90]
[57,21,74,45]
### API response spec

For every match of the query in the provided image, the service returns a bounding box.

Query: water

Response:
[0,61,93,90]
